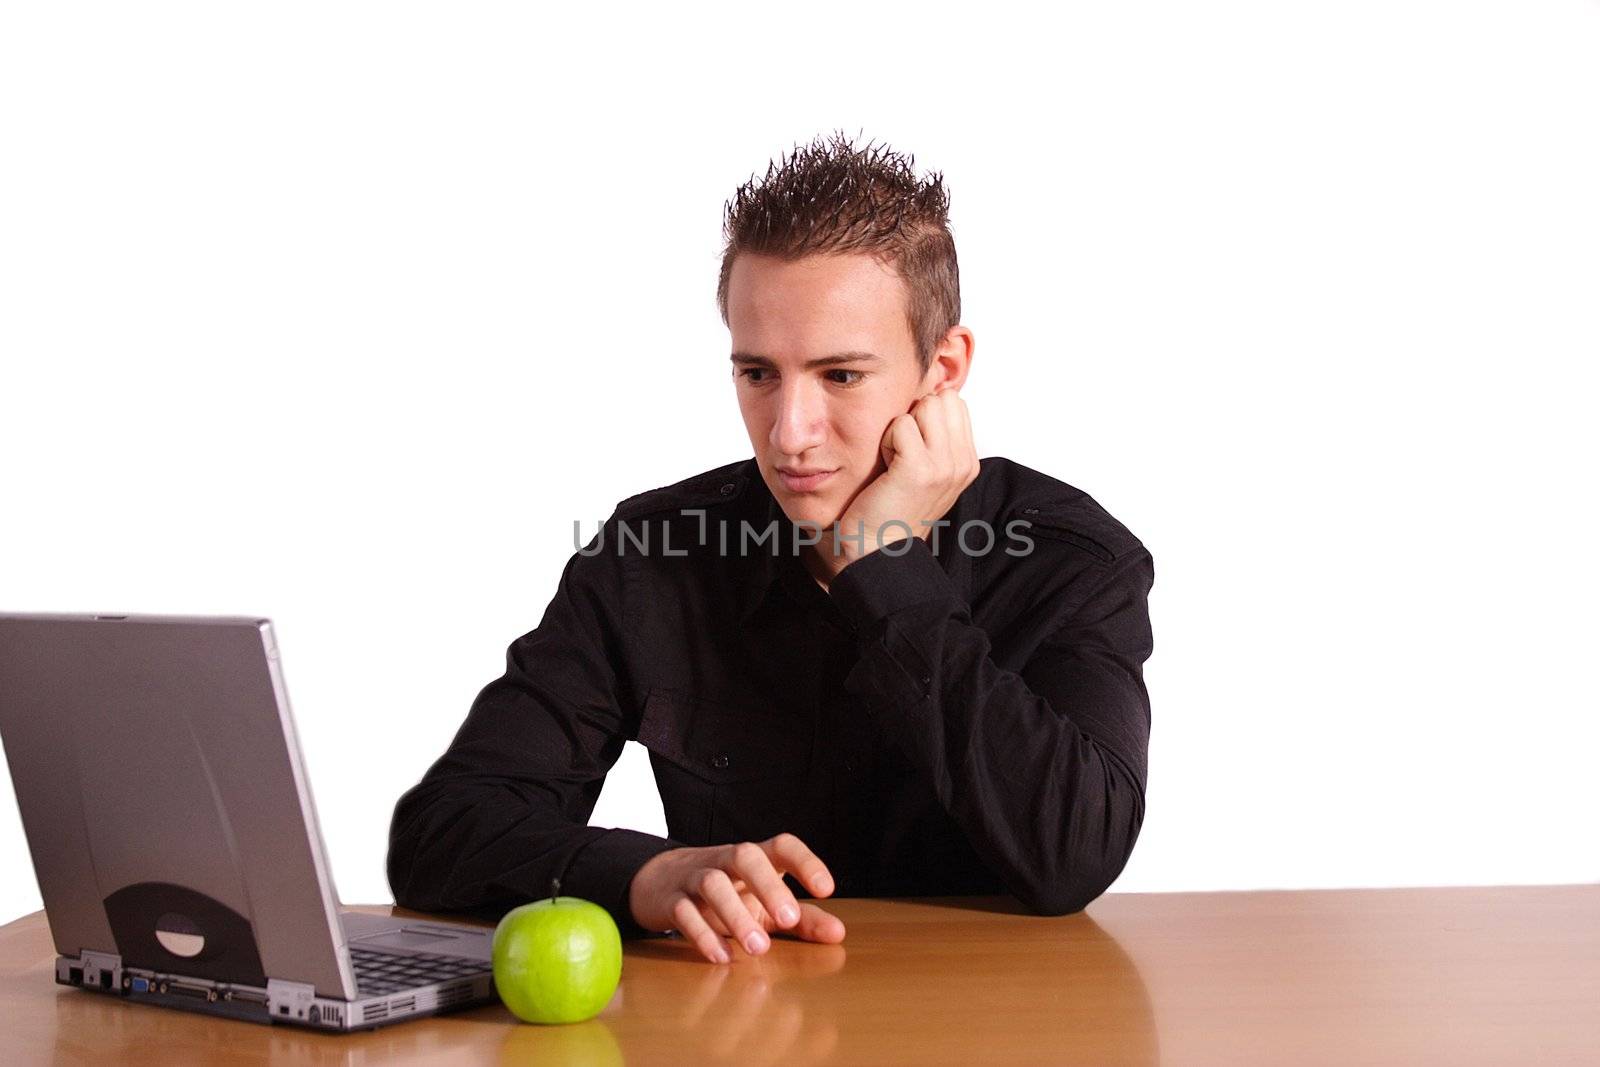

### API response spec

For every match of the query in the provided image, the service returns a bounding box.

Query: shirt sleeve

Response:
[385,521,688,940]
[828,535,1154,915]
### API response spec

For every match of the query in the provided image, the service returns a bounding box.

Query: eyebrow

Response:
[729,350,883,369]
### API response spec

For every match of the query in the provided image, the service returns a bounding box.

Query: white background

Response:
[2,1,1596,927]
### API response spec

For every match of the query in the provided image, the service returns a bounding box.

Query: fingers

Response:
[656,836,842,964]
[943,388,968,456]
[696,888,769,938]
[910,390,948,458]
[696,867,770,957]
[643,844,851,966]
[727,841,802,932]
[948,391,979,484]
[880,411,914,464]
[905,391,974,496]
[792,902,847,944]
[953,390,979,476]
[886,411,927,469]
[700,894,845,947]
[761,833,836,899]
[672,892,731,964]
[931,390,975,471]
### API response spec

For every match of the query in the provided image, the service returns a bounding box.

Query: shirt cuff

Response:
[560,827,688,940]
[829,534,960,631]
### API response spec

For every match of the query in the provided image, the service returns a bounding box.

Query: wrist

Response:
[826,518,912,576]
[626,847,675,930]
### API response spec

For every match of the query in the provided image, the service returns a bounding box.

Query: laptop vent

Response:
[436,980,474,1010]
[320,1005,343,1027]
[389,996,417,1015]
[362,1002,389,1023]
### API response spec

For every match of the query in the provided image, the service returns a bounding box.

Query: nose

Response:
[770,379,827,459]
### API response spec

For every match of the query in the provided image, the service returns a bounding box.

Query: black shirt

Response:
[386,455,1155,939]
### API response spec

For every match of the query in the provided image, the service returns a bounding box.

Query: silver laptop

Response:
[0,612,498,1031]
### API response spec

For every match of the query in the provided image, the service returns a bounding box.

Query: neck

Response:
[799,546,833,593]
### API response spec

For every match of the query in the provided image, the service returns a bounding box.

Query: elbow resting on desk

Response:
[384,777,543,916]
[385,786,459,913]
[1002,756,1146,918]
[1016,826,1143,917]
[1018,857,1134,917]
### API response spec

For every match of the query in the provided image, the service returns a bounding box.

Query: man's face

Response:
[727,252,934,531]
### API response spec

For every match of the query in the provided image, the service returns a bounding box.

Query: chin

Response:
[775,496,841,533]
[782,502,834,530]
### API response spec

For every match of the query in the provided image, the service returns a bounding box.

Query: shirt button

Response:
[920,676,931,685]
[711,754,730,769]
[719,482,736,495]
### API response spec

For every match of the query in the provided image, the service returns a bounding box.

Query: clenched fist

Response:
[627,834,847,963]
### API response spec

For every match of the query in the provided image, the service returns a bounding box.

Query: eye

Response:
[825,369,865,386]
[737,367,772,384]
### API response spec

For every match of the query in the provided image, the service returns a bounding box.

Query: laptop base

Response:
[54,949,495,1032]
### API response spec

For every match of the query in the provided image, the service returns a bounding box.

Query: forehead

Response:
[726,252,911,350]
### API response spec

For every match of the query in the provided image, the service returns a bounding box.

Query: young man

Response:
[387,131,1156,965]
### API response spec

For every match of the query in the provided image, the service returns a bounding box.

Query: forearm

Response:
[831,539,1153,915]
[384,526,693,938]
[853,647,1146,914]
[386,764,686,939]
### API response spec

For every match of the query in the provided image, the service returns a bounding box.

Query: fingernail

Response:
[714,946,730,964]
[744,931,769,954]
[778,904,799,927]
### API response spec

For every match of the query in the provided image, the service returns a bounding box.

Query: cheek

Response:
[736,396,768,436]
[835,409,891,461]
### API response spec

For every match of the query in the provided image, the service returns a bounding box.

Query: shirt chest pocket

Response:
[636,687,815,844]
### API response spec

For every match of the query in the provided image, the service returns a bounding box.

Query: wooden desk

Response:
[3,885,1596,1064]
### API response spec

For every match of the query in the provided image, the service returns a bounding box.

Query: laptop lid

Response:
[0,613,358,1000]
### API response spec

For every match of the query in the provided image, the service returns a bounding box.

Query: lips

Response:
[776,467,837,493]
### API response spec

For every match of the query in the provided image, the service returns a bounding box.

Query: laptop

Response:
[0,611,498,1031]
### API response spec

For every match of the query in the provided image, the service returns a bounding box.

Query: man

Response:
[387,131,1155,965]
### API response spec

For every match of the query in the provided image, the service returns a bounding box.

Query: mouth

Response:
[774,466,838,493]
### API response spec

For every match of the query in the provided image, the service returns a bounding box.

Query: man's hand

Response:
[627,834,846,963]
[820,389,980,580]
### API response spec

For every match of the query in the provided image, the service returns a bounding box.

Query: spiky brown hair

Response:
[716,129,961,376]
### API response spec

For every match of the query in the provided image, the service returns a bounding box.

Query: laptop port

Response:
[99,970,113,990]
[166,980,215,1002]
[68,967,83,986]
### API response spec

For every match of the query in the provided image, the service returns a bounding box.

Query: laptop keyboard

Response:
[349,946,491,996]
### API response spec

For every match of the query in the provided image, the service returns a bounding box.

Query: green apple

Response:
[492,881,622,1025]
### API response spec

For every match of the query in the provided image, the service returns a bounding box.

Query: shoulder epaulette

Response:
[1004,492,1144,563]
[611,463,755,523]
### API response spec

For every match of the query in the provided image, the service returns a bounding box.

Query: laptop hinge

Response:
[267,978,317,1022]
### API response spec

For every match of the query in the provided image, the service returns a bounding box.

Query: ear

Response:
[923,325,975,394]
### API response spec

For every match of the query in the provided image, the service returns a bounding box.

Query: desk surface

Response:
[3,884,1597,1065]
